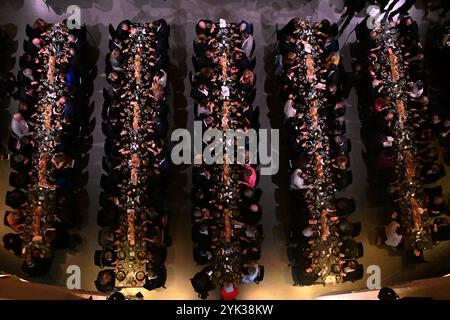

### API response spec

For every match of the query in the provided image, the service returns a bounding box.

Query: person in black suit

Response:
[18,86,37,105]
[6,189,28,208]
[3,233,22,256]
[191,266,216,299]
[342,260,363,282]
[10,154,32,172]
[191,83,209,102]
[192,222,213,247]
[193,247,213,265]
[242,203,262,225]
[21,252,52,277]
[398,16,420,41]
[331,135,350,155]
[115,20,132,41]
[154,19,169,38]
[26,38,44,56]
[143,265,167,291]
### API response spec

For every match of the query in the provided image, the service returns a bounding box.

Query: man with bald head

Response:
[11,113,30,139]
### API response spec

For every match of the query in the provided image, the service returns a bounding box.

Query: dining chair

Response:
[22,39,29,53]
[101,101,109,120]
[94,250,104,268]
[108,24,116,39]
[355,242,364,259]
[3,211,11,228]
[352,222,362,238]
[254,265,265,284]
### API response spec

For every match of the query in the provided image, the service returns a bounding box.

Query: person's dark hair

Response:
[199,292,209,299]
[108,292,126,301]
[378,287,399,300]
[3,233,19,249]
[320,19,331,33]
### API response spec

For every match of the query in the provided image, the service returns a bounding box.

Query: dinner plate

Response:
[136,271,145,281]
[116,271,126,281]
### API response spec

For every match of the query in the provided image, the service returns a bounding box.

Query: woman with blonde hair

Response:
[324,52,340,69]
[151,82,165,101]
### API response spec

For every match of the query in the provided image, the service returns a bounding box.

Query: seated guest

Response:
[6,189,28,208]
[147,244,167,266]
[3,233,22,256]
[334,198,355,216]
[241,263,260,284]
[26,37,44,55]
[241,165,257,188]
[421,162,445,184]
[290,169,313,190]
[220,282,239,300]
[191,266,216,299]
[242,203,262,225]
[431,216,450,242]
[95,270,115,292]
[98,227,116,250]
[11,113,30,139]
[100,250,117,267]
[10,154,32,172]
[331,135,349,155]
[192,223,213,247]
[9,171,31,189]
[143,265,167,291]
[5,209,26,231]
[193,247,213,265]
[115,20,132,40]
[292,260,320,286]
[341,260,363,282]
[21,251,51,277]
[384,221,404,249]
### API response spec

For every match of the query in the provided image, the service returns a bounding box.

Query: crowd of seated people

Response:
[95,20,170,293]
[354,15,449,257]
[277,18,363,286]
[189,19,263,300]
[3,19,92,276]
[0,26,18,160]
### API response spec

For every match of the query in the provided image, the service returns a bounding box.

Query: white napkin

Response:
[221,85,230,97]
[304,43,312,53]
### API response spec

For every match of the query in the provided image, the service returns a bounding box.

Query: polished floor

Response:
[0,0,449,300]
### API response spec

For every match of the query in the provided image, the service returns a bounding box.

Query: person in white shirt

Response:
[302,226,314,238]
[284,96,296,119]
[290,169,313,190]
[241,264,260,283]
[241,32,254,59]
[408,80,424,99]
[384,221,404,248]
[11,113,30,139]
[155,69,167,87]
